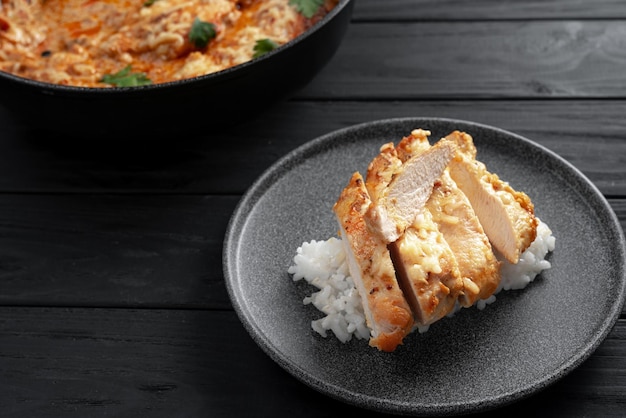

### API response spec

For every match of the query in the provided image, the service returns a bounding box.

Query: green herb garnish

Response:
[253,39,279,58]
[143,0,157,6]
[189,18,217,49]
[100,66,152,87]
[289,0,324,18]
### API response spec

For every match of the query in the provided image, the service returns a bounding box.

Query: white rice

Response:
[287,237,371,342]
[288,219,555,343]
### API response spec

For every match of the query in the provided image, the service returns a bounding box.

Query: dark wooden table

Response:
[1,1,625,416]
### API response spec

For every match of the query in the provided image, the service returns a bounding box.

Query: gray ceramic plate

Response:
[223,118,626,416]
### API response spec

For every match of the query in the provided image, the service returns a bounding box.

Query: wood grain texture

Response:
[0,195,237,309]
[0,194,623,315]
[353,0,626,21]
[298,20,626,99]
[0,308,623,417]
[2,100,625,196]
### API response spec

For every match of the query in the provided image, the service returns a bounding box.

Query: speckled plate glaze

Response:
[223,118,626,416]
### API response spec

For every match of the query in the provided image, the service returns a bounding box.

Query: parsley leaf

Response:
[289,0,324,18]
[143,0,157,7]
[100,66,152,87]
[189,18,216,49]
[253,39,279,58]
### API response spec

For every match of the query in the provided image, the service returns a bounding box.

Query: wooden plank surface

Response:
[299,20,626,99]
[0,193,623,315]
[0,195,236,309]
[353,0,626,20]
[1,100,626,196]
[0,308,624,417]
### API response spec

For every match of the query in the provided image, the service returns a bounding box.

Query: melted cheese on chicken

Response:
[365,135,464,328]
[332,128,538,350]
[397,129,501,307]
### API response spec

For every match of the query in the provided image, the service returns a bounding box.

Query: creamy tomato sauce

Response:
[0,0,337,87]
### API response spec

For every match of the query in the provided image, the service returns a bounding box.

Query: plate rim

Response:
[223,116,626,416]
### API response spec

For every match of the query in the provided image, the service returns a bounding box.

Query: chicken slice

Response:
[364,136,464,326]
[443,131,538,264]
[396,129,502,307]
[428,173,502,305]
[364,142,402,205]
[388,209,464,326]
[333,172,414,352]
[364,139,455,244]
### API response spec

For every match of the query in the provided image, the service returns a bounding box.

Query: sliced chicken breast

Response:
[388,209,464,326]
[332,128,537,349]
[333,172,414,352]
[443,131,538,264]
[396,129,502,306]
[364,142,402,202]
[364,135,464,326]
[428,172,502,306]
[364,139,455,244]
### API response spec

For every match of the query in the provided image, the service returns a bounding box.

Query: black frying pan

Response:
[0,0,354,140]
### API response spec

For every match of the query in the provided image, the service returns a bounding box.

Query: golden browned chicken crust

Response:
[333,172,414,352]
[396,129,501,307]
[364,135,465,327]
[364,139,454,244]
[330,128,539,351]
[443,131,538,264]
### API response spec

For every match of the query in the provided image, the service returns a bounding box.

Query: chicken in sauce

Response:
[0,0,338,87]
